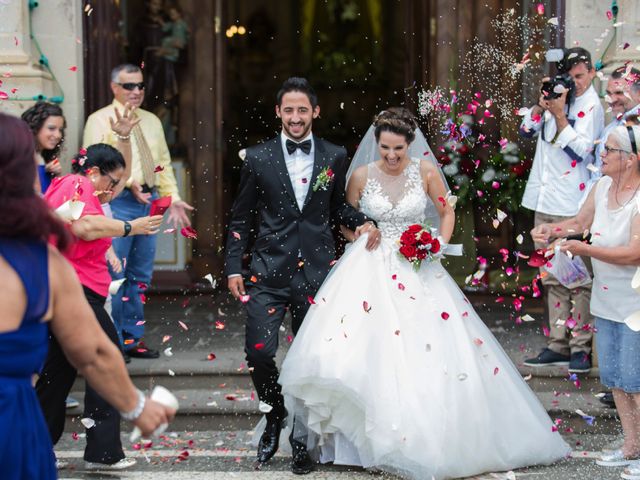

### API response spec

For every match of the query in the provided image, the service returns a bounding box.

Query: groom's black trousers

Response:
[244,267,313,422]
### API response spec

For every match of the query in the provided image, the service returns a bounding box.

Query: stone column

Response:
[0,0,84,159]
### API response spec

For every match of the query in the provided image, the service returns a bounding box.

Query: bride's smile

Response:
[377,131,410,174]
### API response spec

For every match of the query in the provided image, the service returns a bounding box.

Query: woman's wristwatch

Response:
[119,388,146,421]
[123,221,132,237]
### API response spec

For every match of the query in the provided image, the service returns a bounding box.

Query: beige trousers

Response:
[534,211,594,356]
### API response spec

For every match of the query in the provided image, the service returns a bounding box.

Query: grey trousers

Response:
[534,211,593,355]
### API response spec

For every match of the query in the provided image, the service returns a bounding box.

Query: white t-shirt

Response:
[590,176,640,322]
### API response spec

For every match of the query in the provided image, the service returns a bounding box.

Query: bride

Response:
[278,108,571,479]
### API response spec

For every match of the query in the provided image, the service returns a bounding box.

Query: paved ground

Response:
[56,288,624,479]
[55,430,627,479]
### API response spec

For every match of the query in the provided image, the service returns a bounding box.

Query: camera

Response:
[540,74,576,103]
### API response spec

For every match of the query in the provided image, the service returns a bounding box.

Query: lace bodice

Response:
[359,158,428,240]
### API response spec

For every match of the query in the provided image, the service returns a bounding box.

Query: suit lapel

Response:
[302,136,327,210]
[268,137,299,211]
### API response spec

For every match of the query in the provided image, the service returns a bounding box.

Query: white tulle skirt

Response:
[276,235,570,479]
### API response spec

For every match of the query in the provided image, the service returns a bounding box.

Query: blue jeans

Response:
[109,188,158,351]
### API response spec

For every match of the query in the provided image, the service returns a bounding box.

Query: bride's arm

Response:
[340,166,367,242]
[421,160,455,243]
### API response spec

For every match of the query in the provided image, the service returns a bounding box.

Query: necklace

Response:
[613,177,640,208]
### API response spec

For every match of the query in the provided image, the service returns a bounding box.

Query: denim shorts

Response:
[596,317,640,393]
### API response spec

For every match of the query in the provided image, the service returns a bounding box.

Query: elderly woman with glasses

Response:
[35,104,165,470]
[531,124,640,480]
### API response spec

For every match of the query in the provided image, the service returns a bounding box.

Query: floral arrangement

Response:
[420,91,531,212]
[398,224,441,271]
[313,166,335,191]
[473,141,531,212]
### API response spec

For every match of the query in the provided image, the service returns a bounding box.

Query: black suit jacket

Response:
[224,135,368,289]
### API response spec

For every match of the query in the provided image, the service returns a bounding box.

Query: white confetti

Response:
[522,314,535,322]
[516,234,523,244]
[81,417,95,429]
[203,273,217,288]
[168,369,175,376]
[164,347,173,357]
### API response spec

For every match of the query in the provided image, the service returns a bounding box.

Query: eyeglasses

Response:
[116,82,145,91]
[104,172,120,190]
[603,145,630,155]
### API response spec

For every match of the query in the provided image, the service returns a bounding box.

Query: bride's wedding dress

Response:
[278,158,570,479]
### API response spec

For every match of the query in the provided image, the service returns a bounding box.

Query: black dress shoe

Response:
[599,391,615,408]
[127,343,160,359]
[291,440,313,475]
[257,416,285,464]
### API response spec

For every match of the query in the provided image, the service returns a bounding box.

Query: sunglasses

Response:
[117,82,145,91]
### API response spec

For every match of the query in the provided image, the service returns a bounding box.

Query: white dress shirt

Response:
[520,85,604,216]
[280,131,314,211]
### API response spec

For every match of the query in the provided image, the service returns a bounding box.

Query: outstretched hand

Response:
[109,102,140,138]
[168,200,195,229]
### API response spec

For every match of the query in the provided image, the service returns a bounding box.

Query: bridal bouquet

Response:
[398,224,441,271]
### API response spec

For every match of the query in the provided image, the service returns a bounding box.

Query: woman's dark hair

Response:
[20,101,66,163]
[70,143,125,176]
[276,77,318,108]
[0,113,70,250]
[373,107,418,143]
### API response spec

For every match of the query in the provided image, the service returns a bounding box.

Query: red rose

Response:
[400,231,417,246]
[407,224,423,234]
[399,244,418,260]
[419,231,433,244]
[430,238,441,254]
[416,249,427,260]
[326,168,334,177]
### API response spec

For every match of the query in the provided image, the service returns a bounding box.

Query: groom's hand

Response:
[354,222,381,251]
[228,276,246,300]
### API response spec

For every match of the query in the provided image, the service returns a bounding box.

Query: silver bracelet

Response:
[113,132,131,141]
[119,389,146,421]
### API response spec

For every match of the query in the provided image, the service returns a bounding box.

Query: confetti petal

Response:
[81,418,95,429]
[180,226,198,239]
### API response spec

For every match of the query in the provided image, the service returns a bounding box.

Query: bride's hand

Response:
[355,222,381,251]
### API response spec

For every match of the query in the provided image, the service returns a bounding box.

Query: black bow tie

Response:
[286,139,312,155]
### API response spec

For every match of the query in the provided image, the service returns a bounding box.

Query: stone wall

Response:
[0,0,84,161]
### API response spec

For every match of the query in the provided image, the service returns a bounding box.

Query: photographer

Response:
[521,47,604,373]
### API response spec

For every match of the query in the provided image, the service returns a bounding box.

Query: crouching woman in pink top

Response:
[36,105,164,470]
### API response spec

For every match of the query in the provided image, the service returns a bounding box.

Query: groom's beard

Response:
[283,122,312,141]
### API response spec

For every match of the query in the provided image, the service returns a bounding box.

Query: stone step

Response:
[65,380,618,435]
[65,385,261,433]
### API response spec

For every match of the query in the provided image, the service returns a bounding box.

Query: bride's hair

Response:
[373,107,418,143]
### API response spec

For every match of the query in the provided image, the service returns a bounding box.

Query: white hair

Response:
[608,125,640,155]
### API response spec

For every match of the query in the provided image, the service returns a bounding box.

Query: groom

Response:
[225,77,379,474]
